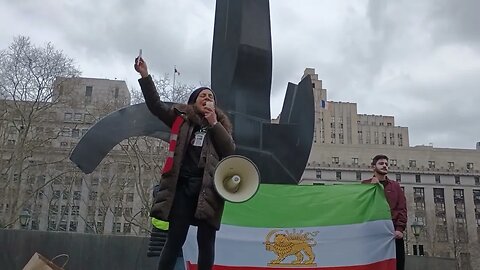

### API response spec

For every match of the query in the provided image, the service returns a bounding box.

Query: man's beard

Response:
[375,167,388,175]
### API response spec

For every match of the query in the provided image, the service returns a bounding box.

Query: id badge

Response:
[193,131,206,147]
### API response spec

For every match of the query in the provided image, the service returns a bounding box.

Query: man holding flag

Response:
[362,154,407,270]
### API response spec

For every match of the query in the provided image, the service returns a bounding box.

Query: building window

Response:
[123,223,131,234]
[85,86,93,96]
[64,113,72,121]
[31,220,39,230]
[62,191,70,200]
[356,172,362,181]
[112,222,121,233]
[37,175,46,185]
[97,222,104,234]
[114,207,123,217]
[435,175,441,184]
[454,189,465,203]
[48,205,58,217]
[352,158,358,165]
[60,127,70,136]
[93,206,103,217]
[415,174,421,183]
[475,176,480,186]
[332,157,339,164]
[71,129,80,138]
[409,160,417,168]
[85,222,95,233]
[436,224,448,242]
[474,190,480,225]
[85,114,94,123]
[91,177,99,186]
[69,221,78,232]
[434,188,445,203]
[89,191,97,201]
[48,112,56,121]
[336,171,342,180]
[396,174,401,182]
[428,161,435,169]
[390,159,397,166]
[115,87,119,98]
[467,163,474,170]
[366,131,371,144]
[315,169,321,179]
[124,207,132,217]
[71,206,79,216]
[448,162,455,169]
[48,221,57,231]
[85,86,93,104]
[455,176,461,185]
[74,177,82,187]
[87,206,95,216]
[74,113,83,122]
[414,187,425,199]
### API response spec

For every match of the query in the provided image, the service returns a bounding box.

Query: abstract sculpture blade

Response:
[70,103,171,174]
[211,0,314,184]
[70,0,315,185]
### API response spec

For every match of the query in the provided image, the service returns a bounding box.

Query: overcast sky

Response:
[1,0,479,149]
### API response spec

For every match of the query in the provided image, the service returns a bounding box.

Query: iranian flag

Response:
[183,184,396,270]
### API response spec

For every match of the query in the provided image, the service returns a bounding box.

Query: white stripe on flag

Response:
[183,220,395,267]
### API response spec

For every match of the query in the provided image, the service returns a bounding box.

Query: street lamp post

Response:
[410,221,423,255]
[19,209,31,229]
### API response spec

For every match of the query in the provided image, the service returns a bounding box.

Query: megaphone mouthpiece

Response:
[224,175,241,193]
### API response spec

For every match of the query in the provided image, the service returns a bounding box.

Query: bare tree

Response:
[153,74,194,104]
[129,73,197,105]
[0,36,80,227]
[67,73,194,235]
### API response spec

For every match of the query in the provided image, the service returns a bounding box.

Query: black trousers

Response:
[395,238,405,270]
[157,187,216,270]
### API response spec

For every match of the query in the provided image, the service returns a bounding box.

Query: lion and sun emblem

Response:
[264,229,319,267]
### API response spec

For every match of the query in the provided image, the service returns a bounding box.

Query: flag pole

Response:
[173,65,176,91]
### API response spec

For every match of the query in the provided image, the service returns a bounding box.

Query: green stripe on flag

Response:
[222,183,391,228]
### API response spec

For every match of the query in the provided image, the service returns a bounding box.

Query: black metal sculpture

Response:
[70,0,314,184]
[70,103,170,174]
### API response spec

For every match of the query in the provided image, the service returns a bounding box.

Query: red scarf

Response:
[162,116,184,174]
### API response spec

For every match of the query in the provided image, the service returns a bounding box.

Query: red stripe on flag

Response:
[186,259,395,270]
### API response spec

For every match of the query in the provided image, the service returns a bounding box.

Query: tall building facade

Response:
[0,77,165,236]
[299,69,480,270]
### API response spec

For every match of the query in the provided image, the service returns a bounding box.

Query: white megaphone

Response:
[214,155,260,203]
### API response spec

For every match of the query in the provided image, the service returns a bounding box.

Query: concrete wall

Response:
[0,229,457,270]
[0,229,184,270]
[406,255,456,270]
